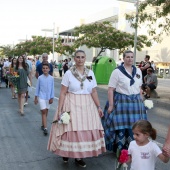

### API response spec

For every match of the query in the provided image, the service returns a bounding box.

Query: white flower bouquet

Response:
[144,100,154,109]
[52,112,70,124]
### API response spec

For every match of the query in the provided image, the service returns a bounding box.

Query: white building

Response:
[59,2,170,72]
[59,3,135,62]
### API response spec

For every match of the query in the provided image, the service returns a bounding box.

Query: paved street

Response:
[0,77,170,170]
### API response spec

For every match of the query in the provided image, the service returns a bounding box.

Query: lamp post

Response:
[117,0,139,65]
[133,0,139,65]
[42,23,55,61]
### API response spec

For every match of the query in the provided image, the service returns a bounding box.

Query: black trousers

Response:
[5,78,9,87]
[59,70,62,77]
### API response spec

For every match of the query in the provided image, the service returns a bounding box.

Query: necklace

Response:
[70,65,89,89]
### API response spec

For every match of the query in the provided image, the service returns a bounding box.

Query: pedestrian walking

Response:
[58,60,63,77]
[35,53,53,78]
[34,63,54,135]
[31,59,36,78]
[15,56,31,116]
[151,60,156,72]
[128,120,169,170]
[63,59,68,74]
[9,57,17,99]
[68,57,73,68]
[0,59,4,88]
[102,50,147,153]
[23,54,32,106]
[3,57,12,88]
[35,55,41,67]
[47,50,106,168]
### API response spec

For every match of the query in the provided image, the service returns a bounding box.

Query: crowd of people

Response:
[0,50,170,169]
[54,58,73,77]
[0,56,34,114]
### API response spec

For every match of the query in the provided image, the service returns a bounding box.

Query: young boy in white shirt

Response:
[34,63,54,135]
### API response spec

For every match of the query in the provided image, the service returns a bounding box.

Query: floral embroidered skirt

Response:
[102,92,147,152]
[47,93,106,158]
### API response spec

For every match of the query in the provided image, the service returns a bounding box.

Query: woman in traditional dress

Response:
[102,50,147,153]
[15,56,31,115]
[48,50,106,168]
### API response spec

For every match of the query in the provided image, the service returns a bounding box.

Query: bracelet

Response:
[97,106,102,109]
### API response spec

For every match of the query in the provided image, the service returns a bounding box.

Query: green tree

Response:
[126,0,170,42]
[29,36,52,56]
[0,45,14,57]
[73,21,151,57]
[14,40,33,56]
[14,36,52,57]
[55,37,76,56]
[14,36,75,57]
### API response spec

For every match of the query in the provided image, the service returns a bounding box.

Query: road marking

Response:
[54,97,59,100]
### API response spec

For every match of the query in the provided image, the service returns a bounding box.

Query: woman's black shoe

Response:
[75,159,86,168]
[63,157,69,163]
[41,125,44,130]
[43,128,48,135]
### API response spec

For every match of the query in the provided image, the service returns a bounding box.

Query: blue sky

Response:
[0,0,134,45]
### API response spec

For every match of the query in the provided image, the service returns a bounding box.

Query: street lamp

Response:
[117,0,139,65]
[42,23,55,61]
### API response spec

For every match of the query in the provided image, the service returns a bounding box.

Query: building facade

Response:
[58,2,170,74]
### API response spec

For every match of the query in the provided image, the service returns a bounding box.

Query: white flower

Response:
[144,100,154,109]
[58,112,70,124]
[52,111,70,124]
[60,112,70,124]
